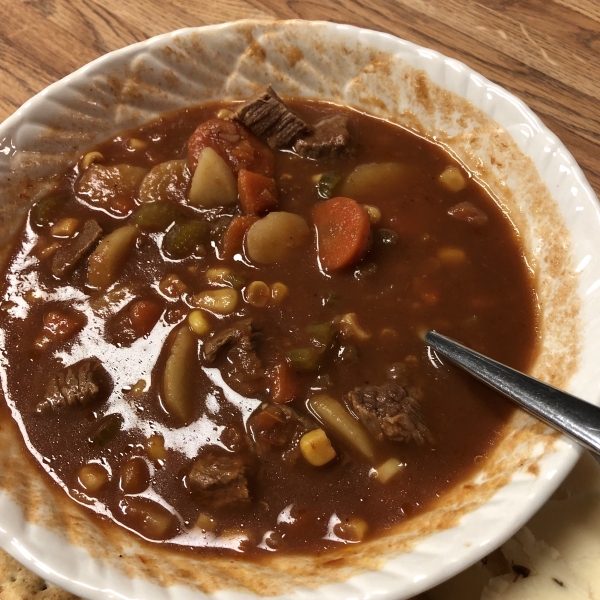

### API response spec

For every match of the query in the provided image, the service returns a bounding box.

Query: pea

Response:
[316,172,341,199]
[288,347,323,371]
[162,220,210,260]
[131,202,184,232]
[88,413,124,445]
[30,192,67,227]
[375,228,399,246]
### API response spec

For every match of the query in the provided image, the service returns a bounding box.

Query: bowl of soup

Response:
[0,19,598,600]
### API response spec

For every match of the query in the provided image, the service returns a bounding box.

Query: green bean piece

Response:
[88,413,124,445]
[307,322,335,348]
[30,193,67,227]
[162,220,210,260]
[375,228,399,246]
[316,172,341,199]
[131,202,184,232]
[288,347,323,371]
[224,272,246,290]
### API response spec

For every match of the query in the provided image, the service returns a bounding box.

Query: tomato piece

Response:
[187,118,274,177]
[312,197,371,270]
[221,215,259,260]
[129,300,162,338]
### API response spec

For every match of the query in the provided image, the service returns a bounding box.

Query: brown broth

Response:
[0,100,538,557]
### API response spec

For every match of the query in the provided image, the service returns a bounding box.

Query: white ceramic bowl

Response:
[0,19,599,600]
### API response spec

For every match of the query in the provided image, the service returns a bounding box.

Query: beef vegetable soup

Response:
[0,87,538,556]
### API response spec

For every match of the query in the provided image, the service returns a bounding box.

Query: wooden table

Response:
[0,1,599,599]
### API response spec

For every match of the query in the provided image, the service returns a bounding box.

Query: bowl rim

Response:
[0,17,597,600]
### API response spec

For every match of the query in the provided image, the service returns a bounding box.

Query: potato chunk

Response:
[87,225,138,289]
[338,162,407,199]
[139,159,190,204]
[188,147,237,208]
[162,325,196,423]
[246,212,311,264]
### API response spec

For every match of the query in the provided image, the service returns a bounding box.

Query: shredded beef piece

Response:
[203,318,265,394]
[347,381,432,445]
[248,404,315,464]
[233,86,309,149]
[51,220,103,278]
[188,451,251,507]
[37,357,108,414]
[294,114,352,160]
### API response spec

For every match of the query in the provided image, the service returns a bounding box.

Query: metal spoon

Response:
[425,330,600,457]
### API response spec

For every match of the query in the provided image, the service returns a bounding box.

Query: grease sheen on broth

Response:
[0,97,538,556]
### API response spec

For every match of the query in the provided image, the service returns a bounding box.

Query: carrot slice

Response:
[221,215,259,260]
[312,197,371,270]
[238,169,278,215]
[187,118,274,176]
[270,362,300,404]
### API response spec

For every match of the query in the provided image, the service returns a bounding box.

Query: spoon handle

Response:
[425,331,600,456]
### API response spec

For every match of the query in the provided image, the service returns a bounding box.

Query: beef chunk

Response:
[188,451,251,507]
[294,114,352,160]
[203,318,265,394]
[234,85,309,149]
[347,381,432,445]
[51,220,103,278]
[37,357,108,414]
[248,404,315,464]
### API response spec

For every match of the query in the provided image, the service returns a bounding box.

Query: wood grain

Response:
[0,0,597,194]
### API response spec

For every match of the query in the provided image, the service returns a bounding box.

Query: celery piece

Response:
[132,202,184,232]
[288,347,323,371]
[162,220,210,260]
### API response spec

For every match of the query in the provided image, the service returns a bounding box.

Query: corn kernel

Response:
[437,247,466,265]
[159,273,188,299]
[188,310,211,336]
[334,517,369,542]
[146,434,167,464]
[439,166,467,192]
[270,282,289,305]
[129,379,147,396]
[51,218,79,237]
[245,281,270,307]
[300,428,337,466]
[195,512,218,532]
[81,151,103,169]
[361,204,381,225]
[127,137,148,150]
[192,289,238,315]
[216,108,234,119]
[374,458,405,484]
[78,463,109,494]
